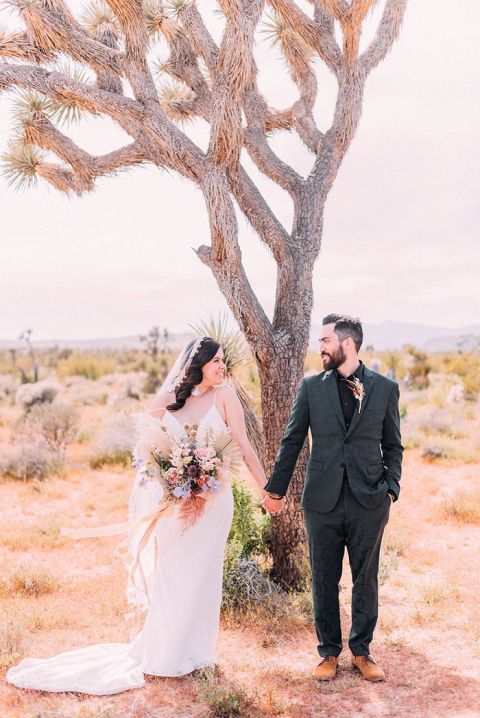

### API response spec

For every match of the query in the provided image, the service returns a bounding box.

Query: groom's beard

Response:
[321,344,346,371]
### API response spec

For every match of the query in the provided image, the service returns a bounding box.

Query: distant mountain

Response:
[309,321,480,352]
[0,333,195,352]
[1,322,479,353]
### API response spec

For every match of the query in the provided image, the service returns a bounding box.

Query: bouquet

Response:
[132,418,241,529]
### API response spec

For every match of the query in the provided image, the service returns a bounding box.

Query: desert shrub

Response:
[404,346,431,389]
[195,668,250,718]
[222,481,277,610]
[228,479,269,558]
[222,557,280,611]
[0,567,59,597]
[0,619,24,670]
[0,375,16,404]
[89,412,135,468]
[421,439,478,463]
[142,367,162,395]
[440,351,480,398]
[441,491,480,524]
[16,379,60,411]
[56,353,116,380]
[421,445,447,460]
[417,410,468,440]
[65,377,109,405]
[0,438,62,480]
[21,402,80,452]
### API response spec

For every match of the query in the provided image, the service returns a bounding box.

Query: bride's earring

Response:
[191,386,202,396]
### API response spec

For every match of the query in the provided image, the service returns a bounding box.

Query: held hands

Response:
[261,492,286,515]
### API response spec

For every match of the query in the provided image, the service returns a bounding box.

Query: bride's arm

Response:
[220,386,268,497]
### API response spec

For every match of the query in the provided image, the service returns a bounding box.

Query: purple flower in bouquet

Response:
[173,484,191,499]
[206,476,221,493]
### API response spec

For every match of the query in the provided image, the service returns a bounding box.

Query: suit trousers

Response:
[303,477,390,657]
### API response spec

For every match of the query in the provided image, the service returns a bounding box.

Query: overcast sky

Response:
[1,0,479,340]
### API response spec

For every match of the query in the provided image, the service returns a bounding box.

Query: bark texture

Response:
[0,0,408,587]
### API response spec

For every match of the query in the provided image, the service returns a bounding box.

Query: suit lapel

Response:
[345,367,375,439]
[323,370,346,431]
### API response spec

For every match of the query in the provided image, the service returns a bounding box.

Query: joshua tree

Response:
[139,325,170,362]
[0,0,408,587]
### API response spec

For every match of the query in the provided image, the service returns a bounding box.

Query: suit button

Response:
[340,462,346,468]
[344,439,350,444]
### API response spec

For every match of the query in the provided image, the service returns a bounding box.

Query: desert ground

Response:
[0,348,479,718]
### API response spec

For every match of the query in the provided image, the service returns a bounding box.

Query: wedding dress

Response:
[6,393,234,695]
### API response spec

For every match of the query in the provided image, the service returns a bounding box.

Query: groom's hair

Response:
[322,314,363,352]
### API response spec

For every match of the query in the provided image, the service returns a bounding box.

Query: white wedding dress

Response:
[6,396,234,695]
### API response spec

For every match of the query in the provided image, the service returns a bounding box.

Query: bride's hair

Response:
[167,337,221,411]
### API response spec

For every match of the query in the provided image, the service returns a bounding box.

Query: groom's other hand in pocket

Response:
[262,493,286,515]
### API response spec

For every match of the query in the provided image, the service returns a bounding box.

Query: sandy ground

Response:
[0,420,479,717]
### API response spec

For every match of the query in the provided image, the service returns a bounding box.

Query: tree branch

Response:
[207,0,263,170]
[229,166,293,265]
[0,62,205,183]
[360,0,408,74]
[11,0,124,75]
[269,0,343,74]
[197,165,274,351]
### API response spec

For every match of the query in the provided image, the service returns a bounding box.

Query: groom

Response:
[264,314,403,682]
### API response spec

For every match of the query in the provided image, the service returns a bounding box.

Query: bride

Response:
[6,336,273,695]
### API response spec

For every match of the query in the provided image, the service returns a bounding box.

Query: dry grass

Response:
[0,524,65,551]
[441,490,480,524]
[0,567,61,598]
[0,620,23,672]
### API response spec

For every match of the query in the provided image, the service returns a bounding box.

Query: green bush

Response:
[222,480,276,610]
[228,479,269,558]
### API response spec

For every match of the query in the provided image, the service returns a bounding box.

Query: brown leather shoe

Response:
[313,656,338,681]
[351,654,385,682]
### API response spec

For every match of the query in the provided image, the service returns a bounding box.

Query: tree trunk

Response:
[257,314,312,589]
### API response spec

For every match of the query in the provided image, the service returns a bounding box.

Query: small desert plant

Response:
[441,491,480,524]
[0,567,59,597]
[222,557,281,611]
[89,412,135,468]
[195,667,250,718]
[16,379,60,411]
[379,545,400,585]
[21,402,80,452]
[0,438,62,480]
[421,445,448,461]
[0,618,24,670]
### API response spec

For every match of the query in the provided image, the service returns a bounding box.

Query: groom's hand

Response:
[262,494,286,515]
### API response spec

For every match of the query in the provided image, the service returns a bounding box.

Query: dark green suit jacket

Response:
[264,367,404,513]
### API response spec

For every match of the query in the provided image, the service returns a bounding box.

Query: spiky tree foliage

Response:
[0,0,408,587]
